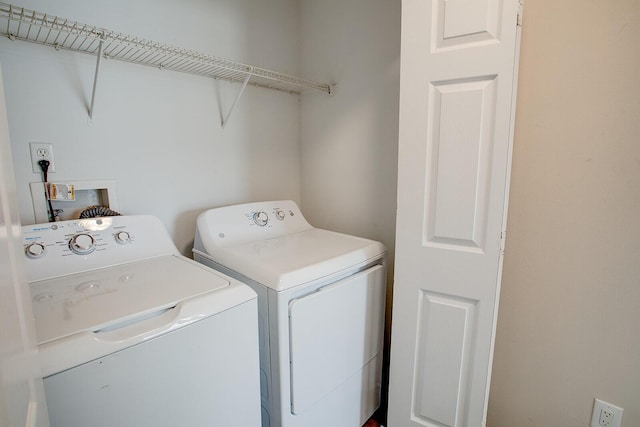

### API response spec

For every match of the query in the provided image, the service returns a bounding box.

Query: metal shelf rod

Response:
[222,74,251,128]
[88,37,104,119]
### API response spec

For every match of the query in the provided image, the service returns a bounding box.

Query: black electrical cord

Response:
[38,159,56,222]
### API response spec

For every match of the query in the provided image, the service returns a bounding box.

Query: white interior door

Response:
[388,1,522,426]
[0,64,49,427]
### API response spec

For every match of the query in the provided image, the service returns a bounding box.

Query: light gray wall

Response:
[299,0,400,273]
[1,0,302,255]
[488,0,640,425]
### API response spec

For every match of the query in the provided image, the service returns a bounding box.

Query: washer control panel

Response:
[22,215,179,282]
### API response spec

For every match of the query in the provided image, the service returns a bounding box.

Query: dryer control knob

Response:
[69,233,96,255]
[25,242,46,259]
[275,209,285,220]
[253,211,269,226]
[115,231,131,244]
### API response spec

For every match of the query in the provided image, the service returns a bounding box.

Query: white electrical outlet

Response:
[591,398,624,427]
[30,142,56,173]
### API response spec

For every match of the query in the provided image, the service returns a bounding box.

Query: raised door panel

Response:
[425,77,497,252]
[413,292,477,427]
[434,0,503,49]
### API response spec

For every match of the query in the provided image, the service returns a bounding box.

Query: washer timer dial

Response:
[69,233,96,255]
[253,211,269,226]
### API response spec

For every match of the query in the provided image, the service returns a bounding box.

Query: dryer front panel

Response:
[288,264,385,415]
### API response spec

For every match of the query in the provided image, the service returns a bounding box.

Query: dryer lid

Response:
[197,228,386,291]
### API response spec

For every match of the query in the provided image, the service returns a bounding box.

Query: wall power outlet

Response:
[30,142,56,174]
[591,398,623,427]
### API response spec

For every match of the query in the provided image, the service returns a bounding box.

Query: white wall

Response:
[487,0,640,425]
[299,0,400,270]
[1,0,302,255]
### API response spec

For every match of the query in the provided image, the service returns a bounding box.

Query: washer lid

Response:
[201,228,386,291]
[30,255,231,345]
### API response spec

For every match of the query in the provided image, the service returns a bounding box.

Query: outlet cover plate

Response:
[30,142,56,173]
[591,398,623,427]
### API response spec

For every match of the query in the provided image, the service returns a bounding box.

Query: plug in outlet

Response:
[600,408,614,427]
[591,398,623,427]
[30,142,56,173]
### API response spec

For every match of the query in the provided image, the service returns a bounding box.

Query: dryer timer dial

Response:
[253,211,269,226]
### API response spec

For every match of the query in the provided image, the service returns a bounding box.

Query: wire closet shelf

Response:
[0,2,332,95]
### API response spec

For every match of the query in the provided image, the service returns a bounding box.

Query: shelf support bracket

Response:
[88,37,105,119]
[221,74,251,128]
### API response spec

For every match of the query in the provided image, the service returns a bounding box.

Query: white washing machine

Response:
[193,200,387,427]
[22,215,261,427]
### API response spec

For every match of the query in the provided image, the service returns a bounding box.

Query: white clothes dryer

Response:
[193,200,387,427]
[22,215,261,427]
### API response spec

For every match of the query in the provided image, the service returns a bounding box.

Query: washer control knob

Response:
[253,211,269,226]
[275,209,285,220]
[69,233,96,255]
[115,231,131,244]
[25,242,46,259]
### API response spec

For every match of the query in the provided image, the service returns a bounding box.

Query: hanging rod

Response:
[0,2,332,95]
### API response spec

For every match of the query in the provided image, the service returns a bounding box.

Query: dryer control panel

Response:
[194,200,313,251]
[248,205,297,228]
[22,215,179,282]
